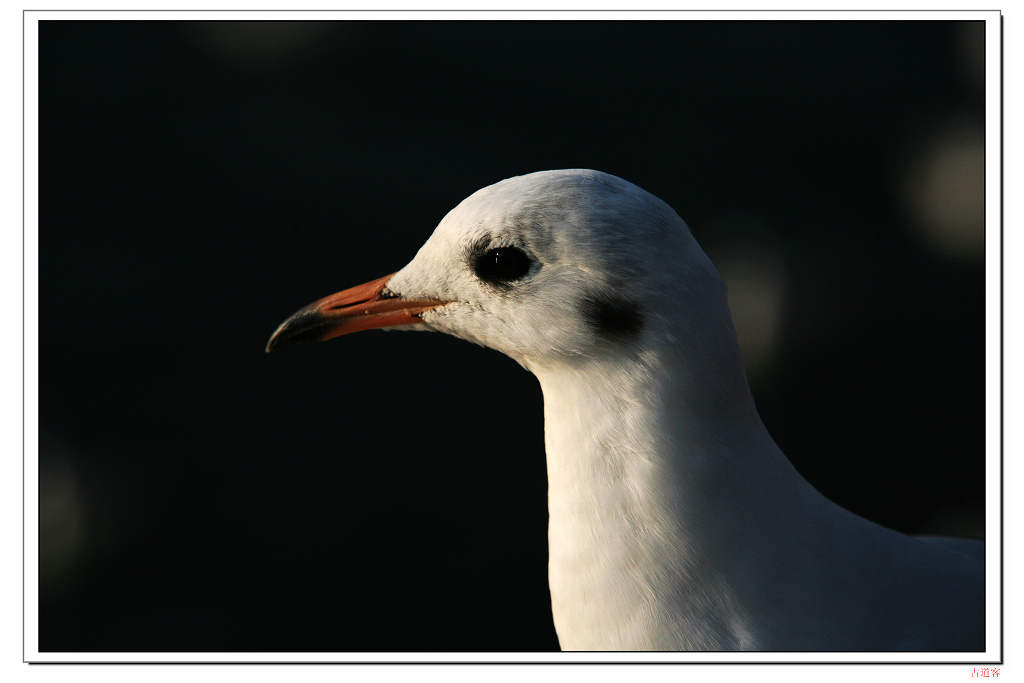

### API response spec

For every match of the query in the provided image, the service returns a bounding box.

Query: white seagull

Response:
[267,169,984,652]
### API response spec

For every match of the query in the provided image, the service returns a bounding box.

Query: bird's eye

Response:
[474,247,532,285]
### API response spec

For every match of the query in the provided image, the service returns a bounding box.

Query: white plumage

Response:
[268,169,984,651]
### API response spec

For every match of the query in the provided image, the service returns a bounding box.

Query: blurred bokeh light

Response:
[899,113,985,262]
[38,432,85,597]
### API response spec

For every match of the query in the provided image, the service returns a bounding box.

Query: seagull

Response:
[266,169,984,652]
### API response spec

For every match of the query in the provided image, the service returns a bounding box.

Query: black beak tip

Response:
[265,309,333,353]
[265,326,288,353]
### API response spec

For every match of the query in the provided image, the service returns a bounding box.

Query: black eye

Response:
[474,247,532,285]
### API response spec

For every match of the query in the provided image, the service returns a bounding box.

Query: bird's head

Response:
[266,169,726,372]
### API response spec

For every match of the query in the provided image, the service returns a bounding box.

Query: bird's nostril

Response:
[324,296,372,311]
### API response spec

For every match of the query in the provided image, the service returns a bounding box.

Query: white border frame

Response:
[21,8,1004,666]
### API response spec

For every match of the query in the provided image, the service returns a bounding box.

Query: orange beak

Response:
[265,273,448,353]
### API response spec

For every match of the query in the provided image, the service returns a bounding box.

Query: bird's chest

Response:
[543,445,738,650]
[546,517,674,650]
[545,501,744,651]
[538,370,750,650]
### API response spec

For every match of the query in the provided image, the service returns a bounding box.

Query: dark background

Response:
[38,19,987,652]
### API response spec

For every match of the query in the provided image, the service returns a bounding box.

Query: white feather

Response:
[384,169,983,651]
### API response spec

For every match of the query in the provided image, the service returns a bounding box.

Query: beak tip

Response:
[265,322,290,353]
[265,317,304,354]
[265,321,311,354]
[265,308,330,354]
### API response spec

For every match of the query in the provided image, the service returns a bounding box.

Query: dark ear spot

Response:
[581,293,644,343]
